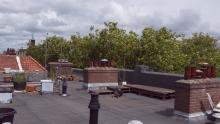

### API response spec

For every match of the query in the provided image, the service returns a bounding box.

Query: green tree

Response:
[140,27,187,72]
[26,22,220,73]
[182,33,220,67]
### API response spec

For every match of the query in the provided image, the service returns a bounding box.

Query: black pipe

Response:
[62,77,67,96]
[88,93,100,124]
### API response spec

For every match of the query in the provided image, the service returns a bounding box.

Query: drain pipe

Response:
[16,56,23,72]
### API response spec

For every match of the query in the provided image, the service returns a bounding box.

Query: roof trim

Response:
[28,56,47,72]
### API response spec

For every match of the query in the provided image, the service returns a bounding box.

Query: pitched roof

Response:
[0,55,46,72]
[20,56,46,72]
[0,55,19,71]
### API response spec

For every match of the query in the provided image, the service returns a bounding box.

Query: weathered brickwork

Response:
[83,67,118,90]
[175,78,220,116]
[84,67,118,83]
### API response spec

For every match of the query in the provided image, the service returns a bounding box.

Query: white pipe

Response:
[16,56,23,72]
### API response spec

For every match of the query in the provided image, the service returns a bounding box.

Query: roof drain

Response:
[16,56,23,72]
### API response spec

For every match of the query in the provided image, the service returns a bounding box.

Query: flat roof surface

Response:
[0,81,215,124]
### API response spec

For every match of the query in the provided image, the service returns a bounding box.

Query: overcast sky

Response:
[0,0,220,51]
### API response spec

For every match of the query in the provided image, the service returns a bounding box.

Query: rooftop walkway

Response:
[0,81,215,124]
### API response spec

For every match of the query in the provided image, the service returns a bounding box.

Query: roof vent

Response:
[58,59,68,63]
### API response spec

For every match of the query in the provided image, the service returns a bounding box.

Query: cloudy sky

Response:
[0,0,219,51]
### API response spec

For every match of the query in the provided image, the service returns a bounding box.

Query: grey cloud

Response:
[0,0,219,51]
[166,9,210,34]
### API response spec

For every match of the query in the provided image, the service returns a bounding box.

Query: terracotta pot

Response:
[184,66,191,80]
[191,67,196,78]
[211,66,216,78]
[206,66,212,78]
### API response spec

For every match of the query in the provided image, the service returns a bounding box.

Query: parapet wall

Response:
[73,65,184,90]
[119,65,183,90]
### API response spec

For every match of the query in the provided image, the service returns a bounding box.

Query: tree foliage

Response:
[26,22,220,73]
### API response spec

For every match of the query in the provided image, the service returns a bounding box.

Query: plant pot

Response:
[13,82,26,91]
[13,72,26,91]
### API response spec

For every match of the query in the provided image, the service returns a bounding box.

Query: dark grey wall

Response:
[118,69,134,83]
[119,65,184,90]
[72,68,83,81]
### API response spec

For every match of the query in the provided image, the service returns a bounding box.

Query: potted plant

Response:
[13,73,26,91]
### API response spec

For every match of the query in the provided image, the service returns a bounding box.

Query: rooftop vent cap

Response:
[100,59,108,62]
[58,59,68,63]
[128,120,143,124]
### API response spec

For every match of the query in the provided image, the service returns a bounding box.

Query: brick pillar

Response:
[174,78,220,118]
[83,67,118,90]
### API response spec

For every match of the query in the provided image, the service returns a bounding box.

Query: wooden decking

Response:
[125,84,175,99]
[90,84,175,100]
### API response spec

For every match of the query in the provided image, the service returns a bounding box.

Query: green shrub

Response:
[13,73,26,83]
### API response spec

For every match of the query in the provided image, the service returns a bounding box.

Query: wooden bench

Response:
[125,84,175,99]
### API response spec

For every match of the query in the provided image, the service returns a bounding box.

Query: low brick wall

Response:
[174,78,220,117]
[83,67,118,90]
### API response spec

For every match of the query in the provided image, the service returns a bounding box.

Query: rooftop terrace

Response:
[0,81,215,124]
